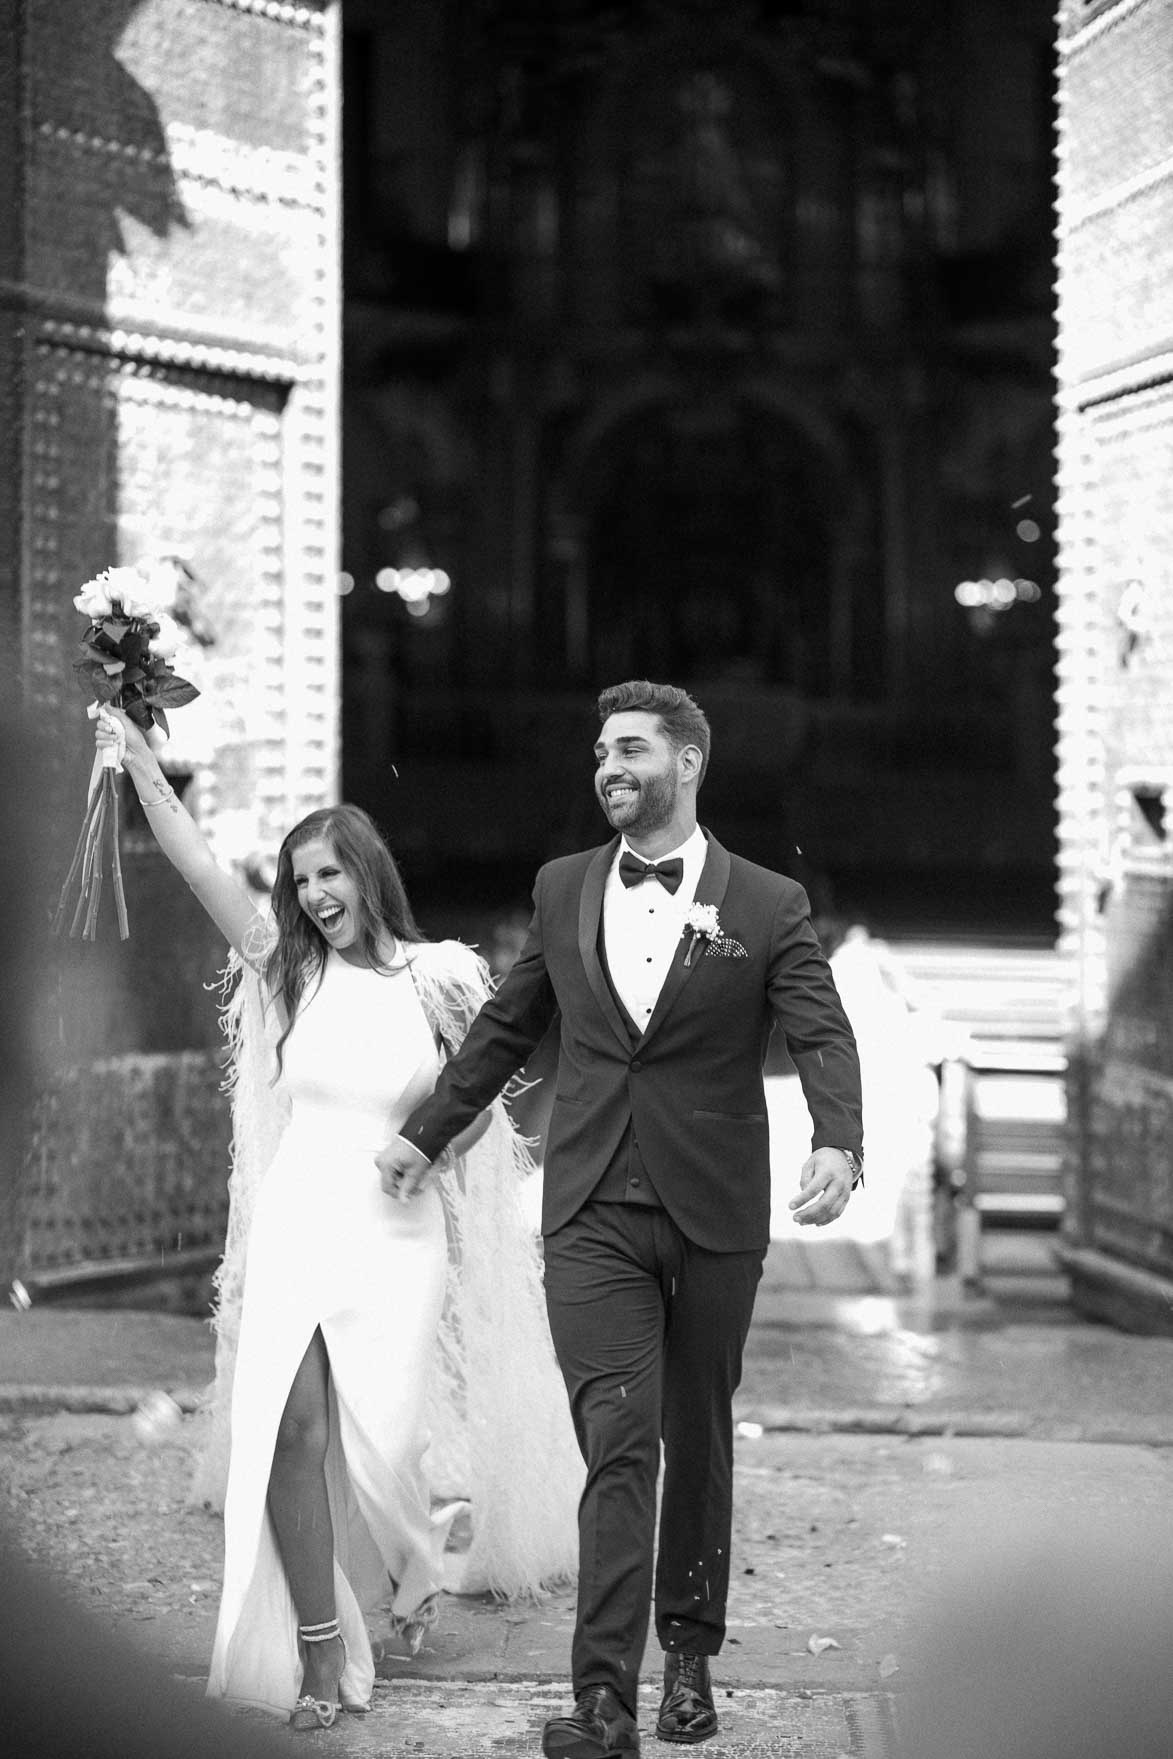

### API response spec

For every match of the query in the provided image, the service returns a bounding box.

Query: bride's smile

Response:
[293,836,363,954]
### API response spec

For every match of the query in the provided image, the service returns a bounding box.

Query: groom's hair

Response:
[597,680,711,787]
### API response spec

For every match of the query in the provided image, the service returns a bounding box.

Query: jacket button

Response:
[630,1058,642,1071]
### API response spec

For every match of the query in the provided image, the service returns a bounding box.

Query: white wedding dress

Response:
[202,943,581,1720]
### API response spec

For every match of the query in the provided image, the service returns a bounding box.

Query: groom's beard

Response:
[598,767,679,836]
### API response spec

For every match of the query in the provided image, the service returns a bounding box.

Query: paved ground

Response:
[7,1234,1173,1444]
[4,1235,1173,1755]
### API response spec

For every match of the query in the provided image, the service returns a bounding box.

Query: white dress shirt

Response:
[602,825,708,1032]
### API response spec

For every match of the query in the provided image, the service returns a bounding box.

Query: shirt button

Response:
[630,1176,642,1188]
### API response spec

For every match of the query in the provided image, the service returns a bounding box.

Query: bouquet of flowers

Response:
[53,562,201,941]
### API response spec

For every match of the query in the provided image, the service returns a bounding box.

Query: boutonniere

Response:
[682,903,749,966]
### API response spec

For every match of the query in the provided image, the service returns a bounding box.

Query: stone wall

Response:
[1053,0,1173,1328]
[0,0,341,1286]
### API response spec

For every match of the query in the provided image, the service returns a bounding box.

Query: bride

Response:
[94,707,580,1728]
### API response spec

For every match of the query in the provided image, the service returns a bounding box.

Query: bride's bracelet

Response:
[137,781,176,808]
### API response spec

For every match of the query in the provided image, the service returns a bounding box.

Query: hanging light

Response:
[373,567,452,605]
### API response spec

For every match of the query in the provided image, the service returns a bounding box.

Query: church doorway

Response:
[580,397,837,696]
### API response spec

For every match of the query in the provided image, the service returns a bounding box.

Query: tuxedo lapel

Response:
[638,831,732,1048]
[577,838,632,1051]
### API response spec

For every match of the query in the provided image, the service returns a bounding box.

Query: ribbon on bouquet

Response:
[52,705,130,941]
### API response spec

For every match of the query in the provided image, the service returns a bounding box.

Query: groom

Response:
[379,679,863,1757]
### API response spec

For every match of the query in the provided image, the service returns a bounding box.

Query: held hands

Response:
[378,1111,492,1202]
[788,1147,856,1228]
[378,1136,433,1203]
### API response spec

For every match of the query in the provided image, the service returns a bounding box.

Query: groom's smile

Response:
[594,710,695,847]
[598,767,673,834]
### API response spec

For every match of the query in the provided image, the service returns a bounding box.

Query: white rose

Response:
[102,566,154,618]
[73,580,113,619]
[148,613,183,661]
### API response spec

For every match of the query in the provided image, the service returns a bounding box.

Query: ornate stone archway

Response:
[547,374,866,698]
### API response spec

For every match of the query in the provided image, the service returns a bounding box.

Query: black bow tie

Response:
[618,852,685,895]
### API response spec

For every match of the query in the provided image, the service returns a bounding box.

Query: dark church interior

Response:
[338,0,1059,945]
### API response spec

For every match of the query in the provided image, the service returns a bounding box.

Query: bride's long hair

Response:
[264,803,424,1072]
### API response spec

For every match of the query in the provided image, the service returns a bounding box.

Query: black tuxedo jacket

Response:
[401,831,862,1252]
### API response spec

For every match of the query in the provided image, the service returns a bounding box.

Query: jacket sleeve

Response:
[400,874,559,1163]
[765,884,864,1156]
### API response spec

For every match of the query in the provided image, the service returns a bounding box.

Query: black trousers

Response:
[543,1201,766,1714]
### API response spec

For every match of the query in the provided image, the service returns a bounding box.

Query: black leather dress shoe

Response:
[542,1683,641,1758]
[655,1652,718,1744]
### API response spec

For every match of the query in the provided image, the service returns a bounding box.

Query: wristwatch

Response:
[836,1149,864,1189]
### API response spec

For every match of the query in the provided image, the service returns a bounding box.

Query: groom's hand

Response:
[378,1135,433,1202]
[788,1147,855,1227]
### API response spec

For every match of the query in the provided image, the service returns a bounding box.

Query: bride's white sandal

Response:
[388,1591,440,1657]
[289,1618,346,1730]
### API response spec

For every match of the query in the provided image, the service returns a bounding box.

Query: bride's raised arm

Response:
[95,705,267,964]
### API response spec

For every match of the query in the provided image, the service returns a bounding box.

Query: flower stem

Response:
[52,779,105,935]
[109,771,129,940]
[55,738,133,940]
[78,786,107,940]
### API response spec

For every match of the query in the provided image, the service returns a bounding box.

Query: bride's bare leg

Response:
[268,1327,343,1702]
